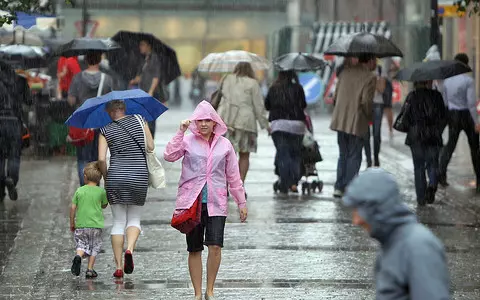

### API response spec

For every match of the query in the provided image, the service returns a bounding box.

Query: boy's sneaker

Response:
[71,255,82,276]
[86,269,98,279]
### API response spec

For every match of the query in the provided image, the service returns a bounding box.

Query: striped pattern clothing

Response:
[100,115,148,206]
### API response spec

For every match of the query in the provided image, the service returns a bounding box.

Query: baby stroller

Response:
[273,113,324,195]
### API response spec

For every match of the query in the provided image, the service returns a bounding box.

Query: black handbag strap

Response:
[113,118,146,161]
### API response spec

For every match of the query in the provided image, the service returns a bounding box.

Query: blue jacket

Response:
[343,169,450,300]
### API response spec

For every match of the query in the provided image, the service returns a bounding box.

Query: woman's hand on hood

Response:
[180,120,191,133]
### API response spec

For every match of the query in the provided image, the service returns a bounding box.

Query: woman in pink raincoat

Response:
[164,100,247,300]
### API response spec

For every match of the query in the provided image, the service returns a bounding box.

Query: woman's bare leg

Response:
[111,235,124,269]
[188,251,203,297]
[239,152,250,183]
[206,245,222,297]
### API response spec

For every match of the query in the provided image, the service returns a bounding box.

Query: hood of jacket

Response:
[342,168,417,244]
[188,100,228,137]
[80,71,104,89]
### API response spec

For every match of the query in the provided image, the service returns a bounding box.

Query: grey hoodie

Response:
[343,168,450,300]
[68,70,114,107]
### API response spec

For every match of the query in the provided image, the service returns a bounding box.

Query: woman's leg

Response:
[204,214,226,297]
[206,246,221,297]
[410,145,427,203]
[272,132,290,193]
[189,251,203,297]
[289,134,304,189]
[125,205,142,252]
[364,127,372,167]
[111,205,127,270]
[238,152,250,183]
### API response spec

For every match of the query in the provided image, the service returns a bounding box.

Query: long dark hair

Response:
[273,70,299,85]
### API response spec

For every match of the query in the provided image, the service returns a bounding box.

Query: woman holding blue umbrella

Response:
[66,89,167,277]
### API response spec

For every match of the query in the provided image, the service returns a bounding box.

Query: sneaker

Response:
[205,293,216,300]
[113,269,124,278]
[85,269,98,279]
[124,250,134,274]
[333,190,343,198]
[5,178,17,201]
[71,255,82,276]
[425,186,436,204]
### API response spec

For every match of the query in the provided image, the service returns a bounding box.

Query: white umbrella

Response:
[198,50,271,73]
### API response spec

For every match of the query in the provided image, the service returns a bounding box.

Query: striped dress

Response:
[100,115,148,206]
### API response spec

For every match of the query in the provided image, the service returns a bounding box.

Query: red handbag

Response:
[171,197,202,234]
[68,127,94,147]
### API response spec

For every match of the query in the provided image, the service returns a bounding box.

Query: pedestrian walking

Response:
[129,39,167,138]
[68,51,114,186]
[57,56,81,100]
[398,81,447,205]
[330,54,377,198]
[364,63,394,167]
[216,62,270,194]
[164,101,247,300]
[342,168,451,300]
[0,62,32,201]
[97,100,155,278]
[70,161,109,278]
[265,70,307,195]
[438,53,480,192]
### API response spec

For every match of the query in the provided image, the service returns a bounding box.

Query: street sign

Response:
[298,72,323,105]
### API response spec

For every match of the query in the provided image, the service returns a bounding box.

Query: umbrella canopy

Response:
[108,31,181,85]
[324,31,403,58]
[65,89,168,129]
[274,52,326,72]
[395,60,472,81]
[0,44,47,69]
[55,38,121,57]
[0,28,44,46]
[198,50,271,73]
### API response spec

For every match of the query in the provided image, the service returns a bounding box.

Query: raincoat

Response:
[164,101,246,217]
[343,169,450,300]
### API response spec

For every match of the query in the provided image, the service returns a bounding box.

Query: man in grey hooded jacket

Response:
[343,168,450,300]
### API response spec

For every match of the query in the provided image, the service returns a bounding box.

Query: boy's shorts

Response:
[74,228,103,256]
[186,205,226,252]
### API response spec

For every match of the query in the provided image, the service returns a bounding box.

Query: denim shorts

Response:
[186,205,226,252]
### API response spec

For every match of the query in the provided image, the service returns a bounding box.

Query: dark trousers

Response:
[0,118,22,195]
[76,132,99,186]
[335,132,364,191]
[364,104,384,166]
[439,110,480,181]
[272,131,303,193]
[411,144,440,200]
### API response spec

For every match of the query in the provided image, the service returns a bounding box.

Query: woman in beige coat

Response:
[217,62,270,192]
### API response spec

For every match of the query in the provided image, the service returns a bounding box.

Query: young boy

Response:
[70,161,108,278]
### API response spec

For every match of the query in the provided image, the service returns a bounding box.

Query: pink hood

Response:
[164,100,246,217]
[188,100,228,136]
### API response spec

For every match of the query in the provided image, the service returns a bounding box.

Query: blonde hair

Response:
[83,161,103,184]
[233,62,255,79]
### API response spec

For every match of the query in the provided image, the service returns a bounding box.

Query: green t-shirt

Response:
[72,185,108,229]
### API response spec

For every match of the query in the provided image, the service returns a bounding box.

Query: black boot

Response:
[425,186,437,204]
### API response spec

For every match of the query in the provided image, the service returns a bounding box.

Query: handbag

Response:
[133,115,166,189]
[171,196,202,234]
[210,75,227,110]
[393,100,411,133]
[68,73,105,146]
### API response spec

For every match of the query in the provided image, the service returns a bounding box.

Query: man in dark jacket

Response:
[68,51,114,186]
[343,168,450,300]
[0,62,32,201]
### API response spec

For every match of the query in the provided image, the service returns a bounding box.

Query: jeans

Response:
[335,132,364,192]
[0,118,22,195]
[410,144,440,200]
[439,110,480,182]
[76,132,99,186]
[272,131,303,193]
[364,104,384,166]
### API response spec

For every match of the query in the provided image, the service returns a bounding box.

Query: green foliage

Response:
[0,0,73,27]
[455,0,480,16]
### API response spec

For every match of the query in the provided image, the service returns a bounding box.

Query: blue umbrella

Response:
[66,89,168,129]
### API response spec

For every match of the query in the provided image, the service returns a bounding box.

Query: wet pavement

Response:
[1,109,480,299]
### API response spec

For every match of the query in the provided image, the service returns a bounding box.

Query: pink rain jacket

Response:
[164,101,246,217]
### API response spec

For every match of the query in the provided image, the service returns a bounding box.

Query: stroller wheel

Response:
[317,181,324,193]
[311,181,318,192]
[301,182,308,195]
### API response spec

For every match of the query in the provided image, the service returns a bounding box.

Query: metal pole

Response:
[82,0,89,37]
[431,0,440,46]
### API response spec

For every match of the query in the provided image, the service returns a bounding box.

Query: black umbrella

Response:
[55,38,121,57]
[273,52,326,72]
[324,32,403,58]
[108,31,181,85]
[395,60,472,81]
[0,44,48,69]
